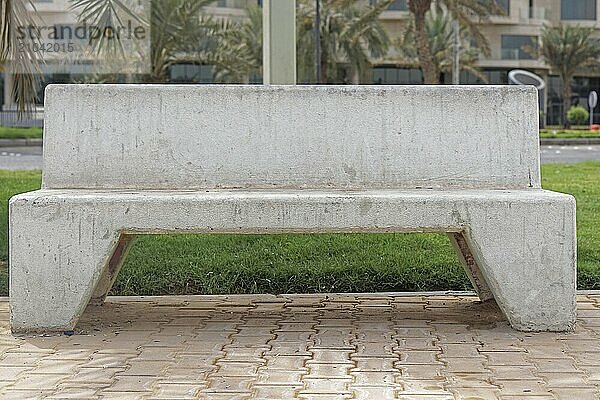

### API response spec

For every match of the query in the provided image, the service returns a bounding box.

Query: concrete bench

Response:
[9,85,576,333]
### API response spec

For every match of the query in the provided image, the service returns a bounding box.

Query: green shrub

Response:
[567,105,589,126]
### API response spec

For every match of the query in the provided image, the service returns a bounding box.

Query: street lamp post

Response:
[452,20,460,85]
[262,0,297,84]
[315,0,321,83]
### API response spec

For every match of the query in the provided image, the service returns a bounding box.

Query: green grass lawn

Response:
[0,170,41,295]
[540,128,600,139]
[2,126,600,141]
[541,162,600,290]
[0,127,43,140]
[1,126,599,140]
[1,163,599,296]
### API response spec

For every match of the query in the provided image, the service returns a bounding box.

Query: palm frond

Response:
[0,0,43,112]
[297,0,391,83]
[70,0,150,58]
[537,24,600,77]
[211,6,262,83]
[397,9,485,81]
[440,0,502,56]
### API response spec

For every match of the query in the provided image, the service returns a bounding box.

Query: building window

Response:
[388,0,407,11]
[561,0,596,20]
[501,35,536,60]
[373,67,423,84]
[496,0,509,16]
[547,75,600,125]
[370,0,407,11]
[442,69,510,85]
[485,69,510,84]
[215,0,248,8]
[169,64,214,83]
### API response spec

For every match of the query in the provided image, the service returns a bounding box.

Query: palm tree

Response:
[536,24,600,128]
[70,0,149,57]
[71,0,221,82]
[147,0,220,82]
[0,0,42,112]
[214,1,393,84]
[407,0,502,84]
[297,0,392,83]
[398,9,487,83]
[211,5,262,83]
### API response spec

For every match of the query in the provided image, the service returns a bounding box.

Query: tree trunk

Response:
[409,0,438,84]
[320,52,328,83]
[350,68,360,84]
[562,74,572,129]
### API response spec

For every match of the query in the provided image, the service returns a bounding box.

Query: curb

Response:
[1,290,599,302]
[540,138,600,145]
[0,138,43,147]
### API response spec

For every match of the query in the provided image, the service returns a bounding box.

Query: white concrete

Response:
[10,85,576,333]
[42,85,539,190]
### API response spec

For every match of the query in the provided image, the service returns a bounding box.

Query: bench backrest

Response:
[43,84,540,190]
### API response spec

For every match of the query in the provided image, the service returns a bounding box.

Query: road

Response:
[0,146,43,170]
[540,144,600,164]
[1,145,600,171]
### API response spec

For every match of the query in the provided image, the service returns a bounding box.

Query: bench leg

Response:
[460,199,577,331]
[447,232,494,302]
[9,197,121,333]
[90,235,136,305]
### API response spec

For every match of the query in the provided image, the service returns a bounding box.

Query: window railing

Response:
[0,111,44,129]
[371,0,408,11]
[501,49,519,59]
[214,0,251,9]
[500,49,536,60]
[519,7,550,20]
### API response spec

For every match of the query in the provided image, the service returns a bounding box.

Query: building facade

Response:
[6,0,600,125]
[374,0,600,125]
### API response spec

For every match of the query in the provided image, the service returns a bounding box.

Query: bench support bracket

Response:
[448,232,494,302]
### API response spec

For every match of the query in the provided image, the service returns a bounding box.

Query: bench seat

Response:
[10,187,575,332]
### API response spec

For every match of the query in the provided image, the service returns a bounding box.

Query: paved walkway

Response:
[0,292,599,400]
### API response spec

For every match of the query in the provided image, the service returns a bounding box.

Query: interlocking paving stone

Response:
[46,386,102,399]
[351,357,399,372]
[0,292,599,399]
[149,381,205,399]
[252,384,302,399]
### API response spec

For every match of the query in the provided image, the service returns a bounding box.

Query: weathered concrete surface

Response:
[10,189,576,332]
[43,85,540,190]
[10,85,576,333]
